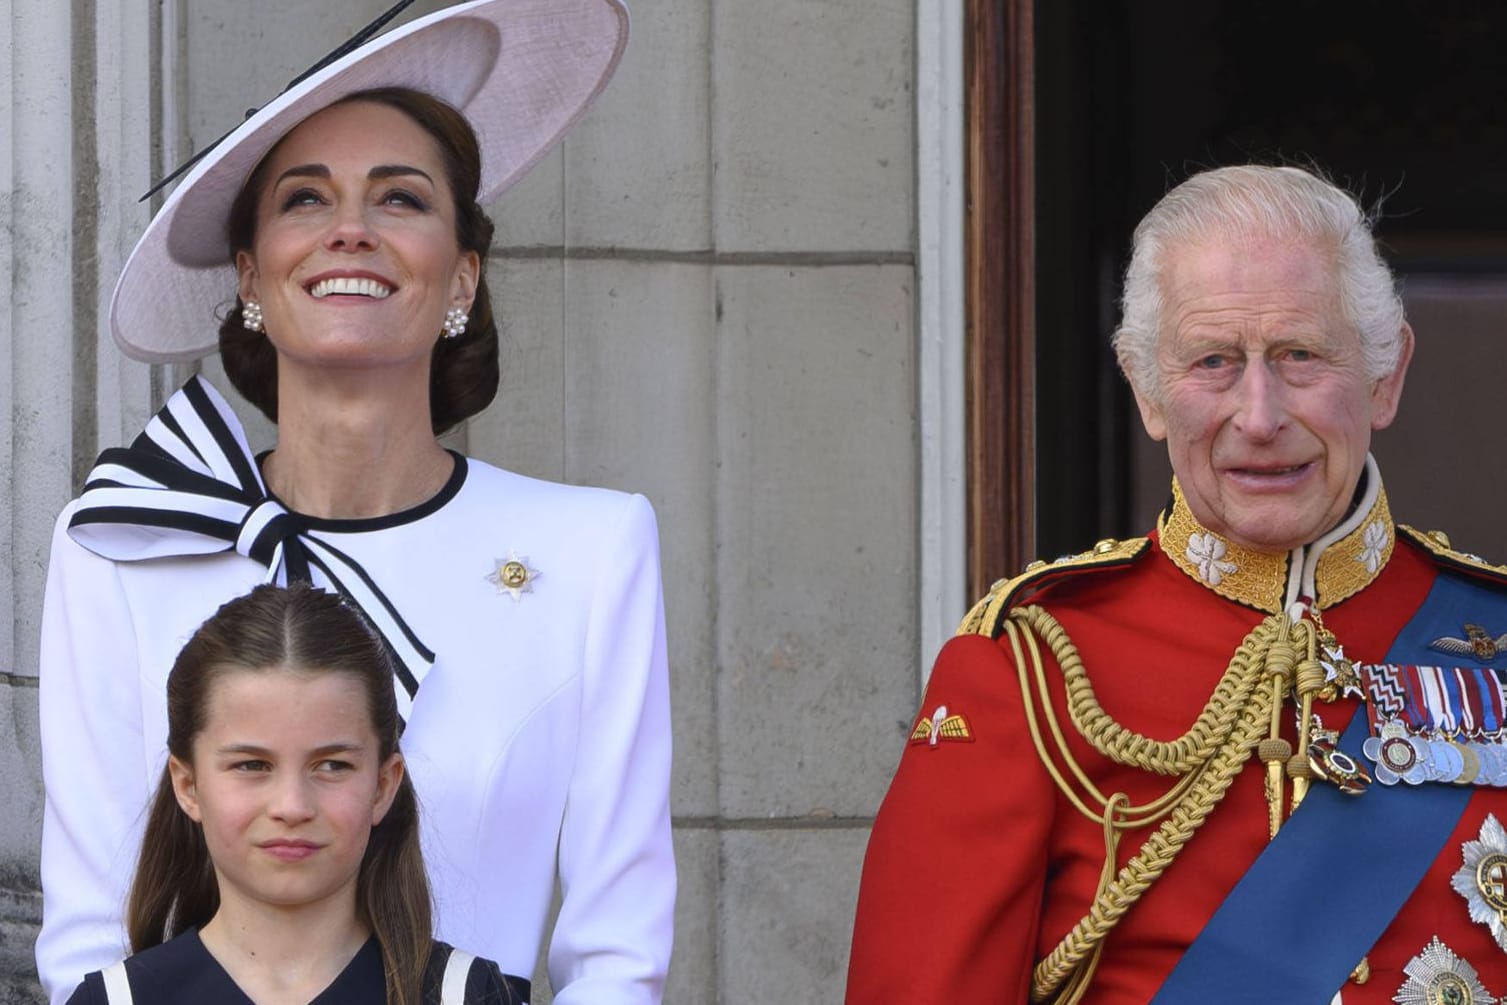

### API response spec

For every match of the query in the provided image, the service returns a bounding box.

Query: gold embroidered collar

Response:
[1156,456,1395,614]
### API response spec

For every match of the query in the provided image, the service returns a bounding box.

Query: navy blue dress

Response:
[65,931,529,1005]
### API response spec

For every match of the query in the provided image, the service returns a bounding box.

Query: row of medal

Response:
[1363,719,1507,787]
[1357,662,1507,787]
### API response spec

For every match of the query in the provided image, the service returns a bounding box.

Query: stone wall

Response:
[3,0,929,1001]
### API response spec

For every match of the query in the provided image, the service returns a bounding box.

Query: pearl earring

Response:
[442,307,469,340]
[242,300,264,333]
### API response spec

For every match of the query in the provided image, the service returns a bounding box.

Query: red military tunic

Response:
[847,473,1507,1004]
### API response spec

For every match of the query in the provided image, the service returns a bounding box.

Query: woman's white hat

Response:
[111,0,629,362]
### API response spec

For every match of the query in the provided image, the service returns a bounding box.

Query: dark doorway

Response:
[1026,1,1507,564]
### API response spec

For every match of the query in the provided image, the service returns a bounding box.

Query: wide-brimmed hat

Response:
[111,0,629,362]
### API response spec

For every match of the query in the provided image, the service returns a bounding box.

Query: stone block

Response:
[713,0,913,252]
[0,883,43,1005]
[563,0,712,251]
[0,687,42,1004]
[664,826,719,1004]
[561,261,718,815]
[0,689,42,867]
[720,826,869,1003]
[715,265,917,818]
[488,146,567,252]
[466,257,568,483]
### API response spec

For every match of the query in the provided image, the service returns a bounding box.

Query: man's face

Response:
[1133,237,1412,554]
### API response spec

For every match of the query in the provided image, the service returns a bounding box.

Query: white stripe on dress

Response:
[99,961,133,1005]
[441,948,476,1005]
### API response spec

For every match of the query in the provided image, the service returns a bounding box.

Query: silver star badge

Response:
[1452,813,1507,951]
[1394,937,1497,1005]
[485,551,540,602]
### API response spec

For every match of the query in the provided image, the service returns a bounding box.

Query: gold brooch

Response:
[1452,813,1507,951]
[485,551,540,602]
[1394,936,1496,1005]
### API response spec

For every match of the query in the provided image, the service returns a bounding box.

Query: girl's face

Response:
[169,666,402,918]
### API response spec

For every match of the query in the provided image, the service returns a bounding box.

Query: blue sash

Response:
[1149,574,1507,1004]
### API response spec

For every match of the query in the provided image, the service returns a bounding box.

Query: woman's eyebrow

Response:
[369,164,435,185]
[273,164,331,186]
[270,164,435,186]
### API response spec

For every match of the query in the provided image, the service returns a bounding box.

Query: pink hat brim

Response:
[112,0,628,362]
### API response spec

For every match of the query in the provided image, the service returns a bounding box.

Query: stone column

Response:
[3,1,156,999]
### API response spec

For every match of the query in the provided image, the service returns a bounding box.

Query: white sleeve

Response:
[36,510,151,1004]
[548,493,675,1005]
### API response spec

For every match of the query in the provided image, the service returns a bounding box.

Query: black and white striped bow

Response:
[68,377,433,715]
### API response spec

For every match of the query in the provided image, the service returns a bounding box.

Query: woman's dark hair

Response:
[219,87,500,435]
[126,583,431,1005]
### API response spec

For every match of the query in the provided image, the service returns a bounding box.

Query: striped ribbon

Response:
[1363,663,1507,740]
[67,376,433,716]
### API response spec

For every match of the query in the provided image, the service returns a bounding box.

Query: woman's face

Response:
[169,666,402,918]
[235,100,480,375]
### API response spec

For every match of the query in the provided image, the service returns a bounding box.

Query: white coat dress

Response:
[35,378,675,1005]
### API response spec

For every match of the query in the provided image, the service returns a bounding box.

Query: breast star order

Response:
[1394,936,1496,1005]
[486,551,541,602]
[1452,812,1507,951]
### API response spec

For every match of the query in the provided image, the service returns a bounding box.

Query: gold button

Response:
[1094,538,1118,554]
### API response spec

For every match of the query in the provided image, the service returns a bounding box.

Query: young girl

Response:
[65,584,527,1005]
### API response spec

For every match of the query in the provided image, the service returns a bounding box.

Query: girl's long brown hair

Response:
[126,583,432,1005]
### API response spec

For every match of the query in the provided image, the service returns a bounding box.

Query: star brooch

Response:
[485,551,541,602]
[1452,813,1507,951]
[1394,937,1497,1005]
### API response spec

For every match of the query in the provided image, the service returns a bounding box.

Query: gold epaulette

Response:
[956,536,1150,640]
[1398,524,1507,585]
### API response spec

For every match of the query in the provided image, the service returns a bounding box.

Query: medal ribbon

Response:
[1454,669,1478,737]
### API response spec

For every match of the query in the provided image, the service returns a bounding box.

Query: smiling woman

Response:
[222,97,484,518]
[37,3,675,1005]
[219,87,499,446]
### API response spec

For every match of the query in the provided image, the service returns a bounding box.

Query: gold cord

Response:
[1022,607,1267,776]
[1005,606,1305,1003]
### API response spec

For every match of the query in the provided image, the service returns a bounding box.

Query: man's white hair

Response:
[1112,165,1407,401]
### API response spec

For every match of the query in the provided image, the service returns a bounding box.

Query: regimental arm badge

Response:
[908,704,974,748]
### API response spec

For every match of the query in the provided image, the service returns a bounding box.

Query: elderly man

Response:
[846,165,1507,1004]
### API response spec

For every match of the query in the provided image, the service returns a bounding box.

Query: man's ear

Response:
[168,755,203,824]
[1132,383,1168,442]
[1369,322,1415,431]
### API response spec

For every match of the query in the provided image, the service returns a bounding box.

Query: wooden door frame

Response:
[965,0,1036,599]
